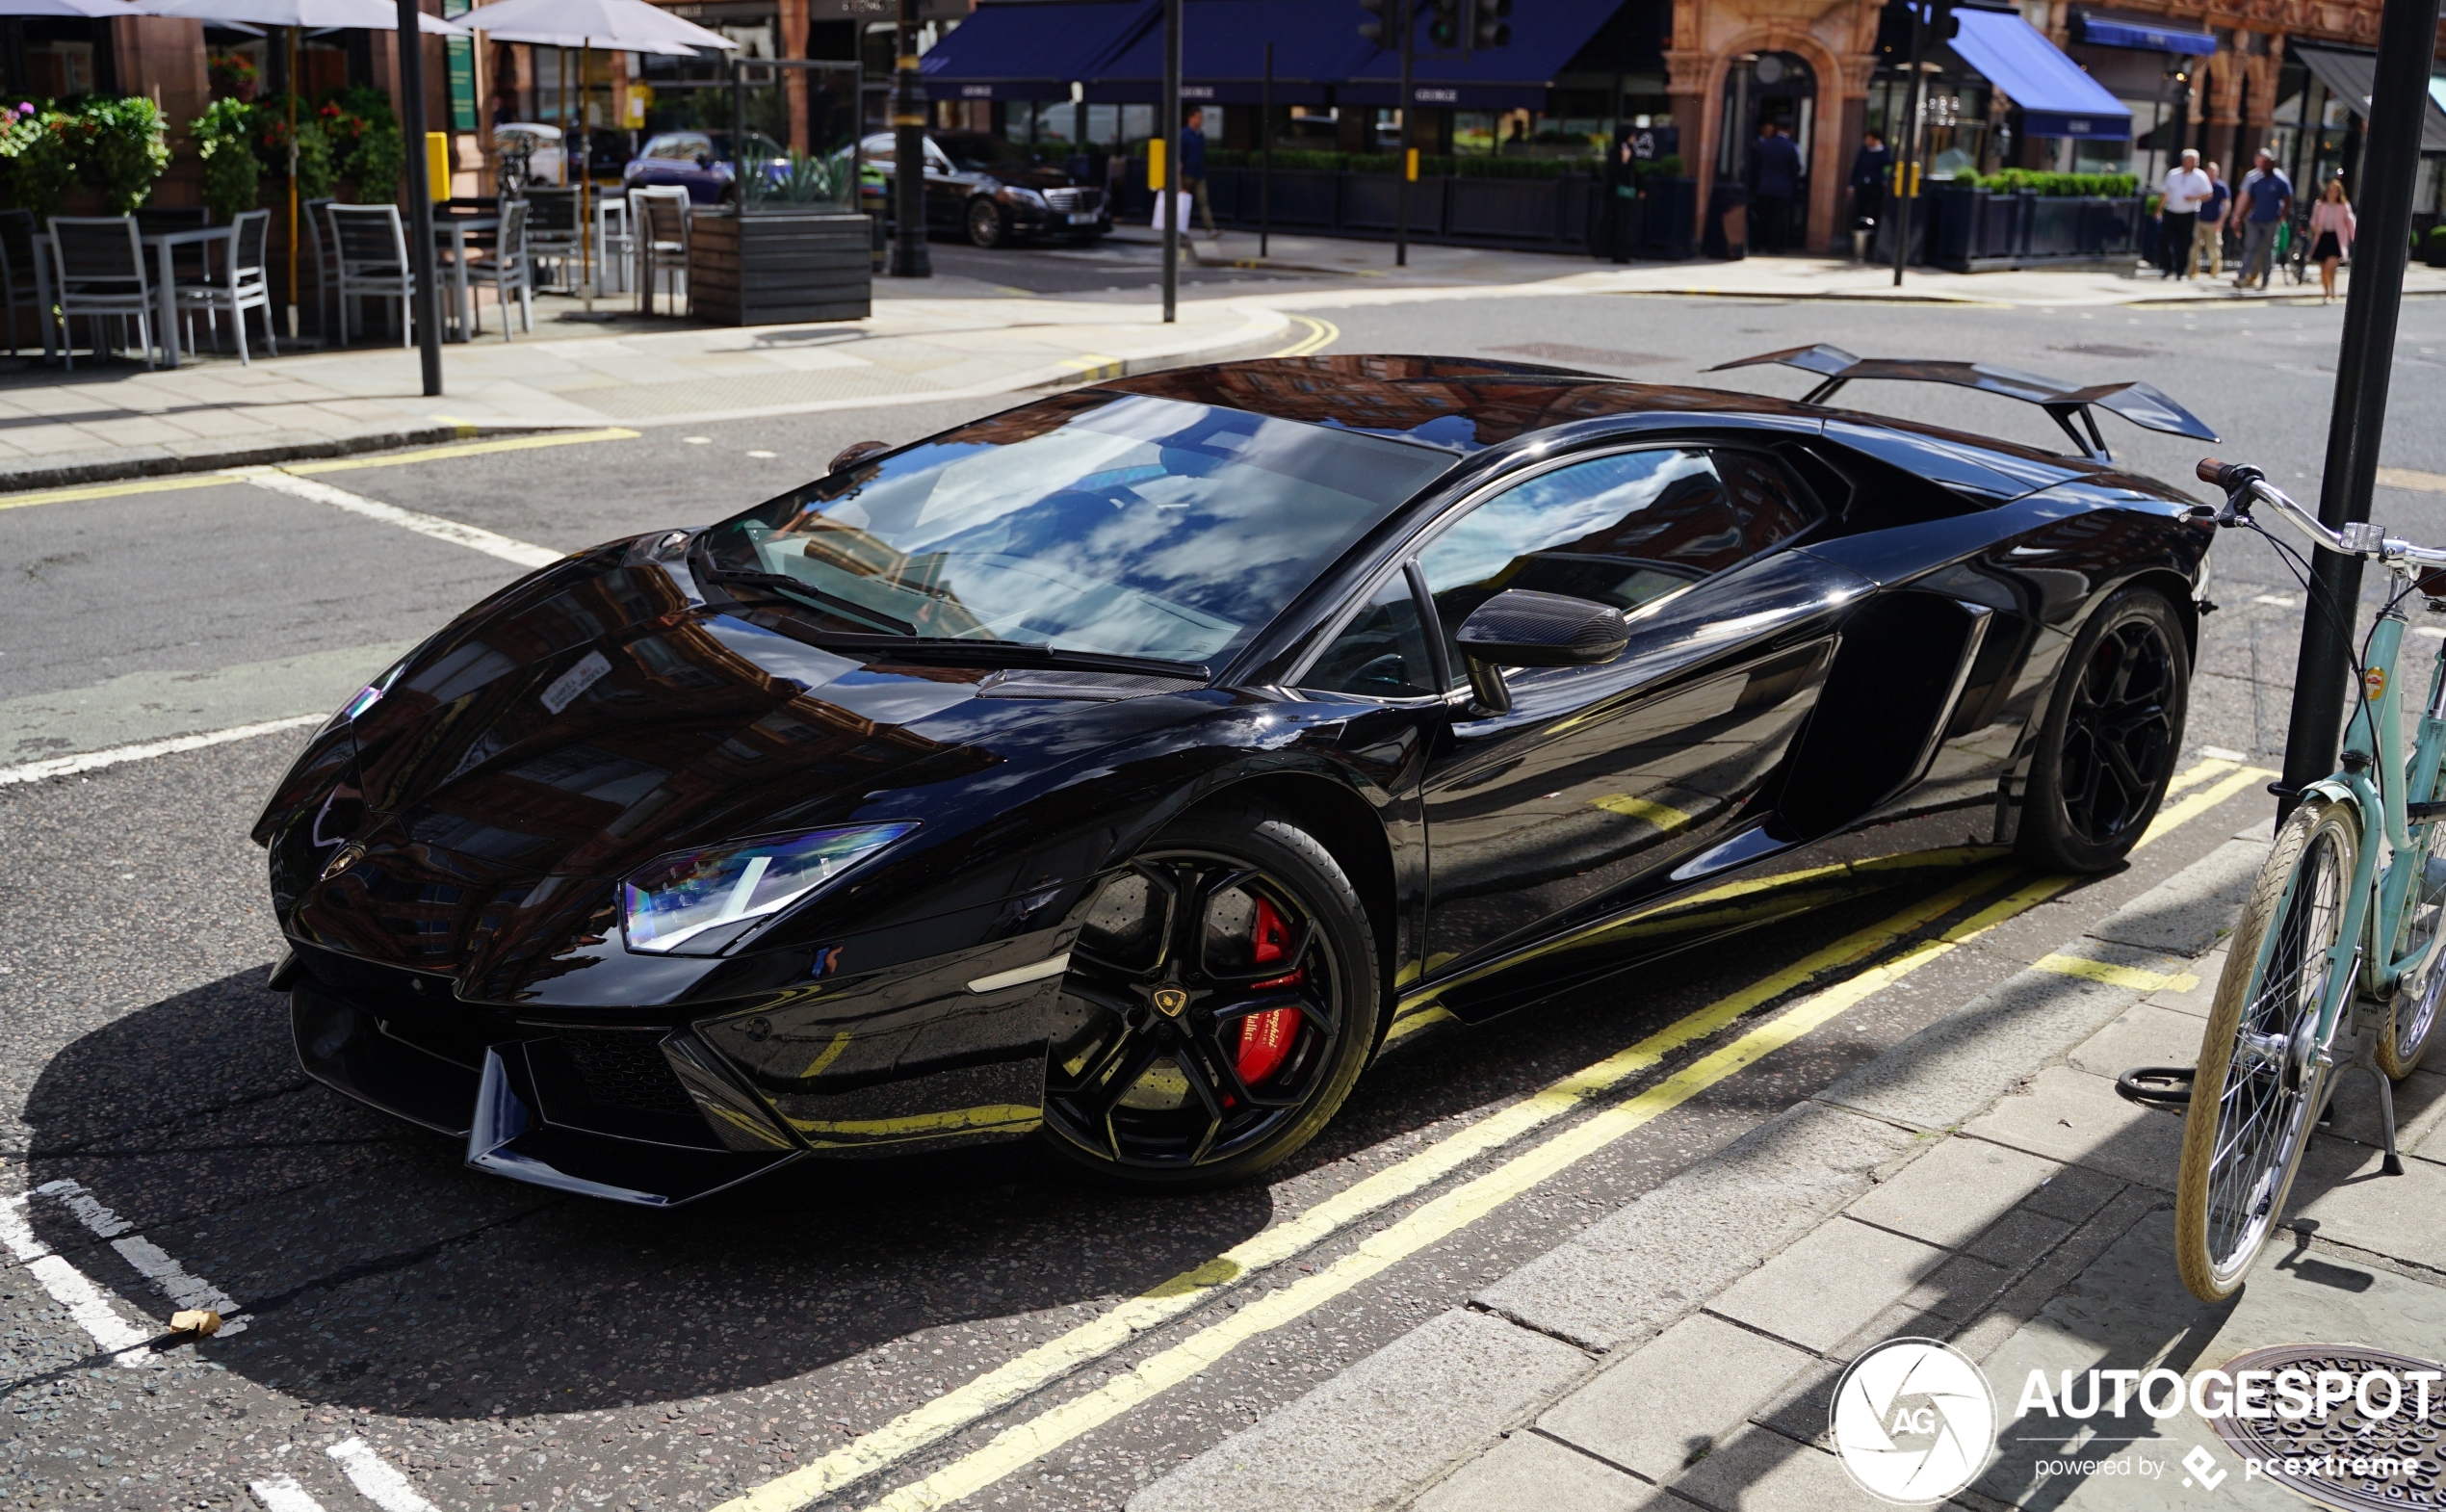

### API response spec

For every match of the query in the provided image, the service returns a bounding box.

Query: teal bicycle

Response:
[2175,457,2446,1302]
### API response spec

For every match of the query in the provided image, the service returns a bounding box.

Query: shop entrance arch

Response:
[1718,51,1817,251]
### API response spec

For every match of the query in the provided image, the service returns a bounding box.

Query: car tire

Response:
[1039,801,1382,1191]
[2017,585,2190,873]
[967,197,1009,248]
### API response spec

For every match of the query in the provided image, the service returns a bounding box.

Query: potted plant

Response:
[690,139,871,325]
[192,97,260,222]
[2425,225,2446,269]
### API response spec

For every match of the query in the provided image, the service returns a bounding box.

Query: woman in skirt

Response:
[2309,175,2356,304]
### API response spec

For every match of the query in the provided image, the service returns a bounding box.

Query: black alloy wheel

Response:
[1041,804,1380,1188]
[2019,587,2190,873]
[967,197,1009,248]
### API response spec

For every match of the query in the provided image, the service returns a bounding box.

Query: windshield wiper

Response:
[696,560,1210,681]
[696,564,920,635]
[794,634,1210,682]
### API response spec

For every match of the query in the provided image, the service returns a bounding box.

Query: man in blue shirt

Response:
[1747,120,1803,252]
[1180,106,1214,237]
[2235,149,2293,290]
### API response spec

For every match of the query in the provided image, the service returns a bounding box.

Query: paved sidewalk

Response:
[1129,793,2446,1511]
[1113,223,2446,309]
[0,294,1288,491]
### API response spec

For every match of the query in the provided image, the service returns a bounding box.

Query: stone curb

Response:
[1124,830,2271,1512]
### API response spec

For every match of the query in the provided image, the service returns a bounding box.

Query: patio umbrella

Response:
[0,0,158,16]
[467,0,740,308]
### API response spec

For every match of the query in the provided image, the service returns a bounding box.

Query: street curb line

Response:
[0,418,604,496]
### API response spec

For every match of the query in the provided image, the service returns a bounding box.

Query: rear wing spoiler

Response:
[1705,344,2217,464]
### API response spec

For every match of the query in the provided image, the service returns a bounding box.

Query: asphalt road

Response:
[0,257,2435,1512]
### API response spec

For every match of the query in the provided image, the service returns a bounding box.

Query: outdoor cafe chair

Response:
[301,196,341,345]
[175,207,275,365]
[466,196,532,339]
[328,203,419,347]
[47,216,154,371]
[630,187,690,318]
[523,186,582,294]
[0,208,44,356]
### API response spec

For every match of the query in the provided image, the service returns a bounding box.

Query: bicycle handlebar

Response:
[2195,456,2446,570]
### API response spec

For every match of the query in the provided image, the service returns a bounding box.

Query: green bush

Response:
[254,94,335,199]
[2426,224,2446,244]
[191,97,260,222]
[80,95,169,213]
[0,101,75,220]
[325,85,402,200]
[1961,168,2139,197]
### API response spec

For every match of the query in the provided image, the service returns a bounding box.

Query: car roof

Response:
[1093,355,1823,454]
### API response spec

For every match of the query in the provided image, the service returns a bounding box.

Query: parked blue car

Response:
[622,131,740,204]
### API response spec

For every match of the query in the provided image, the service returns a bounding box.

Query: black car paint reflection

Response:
[255,355,2210,1204]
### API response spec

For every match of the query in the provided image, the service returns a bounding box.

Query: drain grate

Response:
[2210,1344,2446,1510]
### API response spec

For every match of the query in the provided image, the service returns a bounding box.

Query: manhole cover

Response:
[2210,1344,2446,1510]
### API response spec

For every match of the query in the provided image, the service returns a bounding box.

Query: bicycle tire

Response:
[2174,795,2355,1302]
[2381,806,2446,1080]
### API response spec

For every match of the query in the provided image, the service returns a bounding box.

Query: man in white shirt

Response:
[2158,148,2212,280]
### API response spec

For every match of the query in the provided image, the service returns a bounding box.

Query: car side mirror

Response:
[829,439,891,473]
[1453,589,1630,715]
[696,154,713,169]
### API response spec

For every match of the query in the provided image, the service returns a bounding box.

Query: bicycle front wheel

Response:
[2174,795,2355,1302]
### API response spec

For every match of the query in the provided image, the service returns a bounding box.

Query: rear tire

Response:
[1038,802,1381,1191]
[2174,795,2355,1301]
[2381,808,2446,1080]
[2017,587,2189,873]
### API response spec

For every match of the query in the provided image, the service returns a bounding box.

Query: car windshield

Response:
[646,133,724,161]
[699,393,1453,665]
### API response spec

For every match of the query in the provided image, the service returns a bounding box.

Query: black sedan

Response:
[855,130,1110,248]
[255,352,2215,1205]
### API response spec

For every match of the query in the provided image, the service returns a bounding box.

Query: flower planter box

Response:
[689,207,871,326]
[1198,167,1600,253]
[1639,177,1698,260]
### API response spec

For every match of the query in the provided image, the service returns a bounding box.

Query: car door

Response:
[1416,444,1867,978]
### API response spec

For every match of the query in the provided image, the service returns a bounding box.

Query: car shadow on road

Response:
[7,867,1974,1423]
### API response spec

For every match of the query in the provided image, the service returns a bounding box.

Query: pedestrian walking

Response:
[1747,120,1801,254]
[1603,126,1637,264]
[1180,106,1215,238]
[2156,148,2210,279]
[1850,128,1890,246]
[2191,160,2229,278]
[2309,174,2355,303]
[2234,149,2294,290]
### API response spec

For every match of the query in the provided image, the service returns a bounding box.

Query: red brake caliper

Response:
[1234,897,1304,1085]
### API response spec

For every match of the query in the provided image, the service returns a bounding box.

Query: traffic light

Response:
[1428,0,1460,49]
[1469,0,1512,49]
[1358,0,1391,45]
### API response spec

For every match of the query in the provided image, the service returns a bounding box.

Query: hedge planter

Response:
[1918,186,2147,272]
[690,208,871,326]
[1198,166,1599,252]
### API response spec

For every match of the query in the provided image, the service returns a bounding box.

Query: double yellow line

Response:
[719,756,2271,1512]
[0,427,638,513]
[1270,315,1340,358]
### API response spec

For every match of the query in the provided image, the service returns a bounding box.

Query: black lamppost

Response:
[396,0,441,395]
[890,0,930,278]
[2277,0,2445,808]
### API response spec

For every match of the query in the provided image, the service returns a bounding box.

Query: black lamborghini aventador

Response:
[255,352,2217,1205]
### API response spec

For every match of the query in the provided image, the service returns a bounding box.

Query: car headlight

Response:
[620,821,917,955]
[1007,187,1048,208]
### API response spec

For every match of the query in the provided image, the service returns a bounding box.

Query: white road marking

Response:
[0,1194,153,1365]
[0,714,322,787]
[327,1438,439,1512]
[232,467,562,569]
[32,1179,250,1336]
[248,1474,329,1512]
[2252,593,2301,607]
[2417,626,2446,640]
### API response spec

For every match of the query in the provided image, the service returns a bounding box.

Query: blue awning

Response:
[1344,0,1625,112]
[920,0,1156,102]
[2070,13,2217,54]
[1950,8,2132,139]
[1084,0,1368,105]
